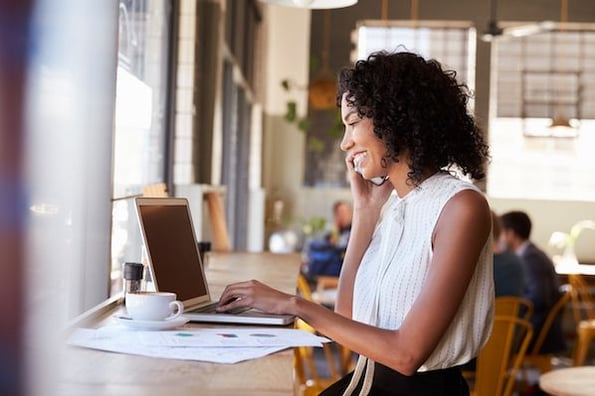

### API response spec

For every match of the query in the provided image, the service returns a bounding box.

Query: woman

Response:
[217,51,493,395]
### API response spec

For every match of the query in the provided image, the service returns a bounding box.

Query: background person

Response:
[304,200,353,281]
[217,51,493,396]
[492,210,525,298]
[499,210,566,354]
[328,200,352,249]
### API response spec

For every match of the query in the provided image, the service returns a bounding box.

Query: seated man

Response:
[492,211,525,298]
[500,210,566,354]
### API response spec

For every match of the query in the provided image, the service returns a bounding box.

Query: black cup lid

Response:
[123,262,144,280]
[197,241,212,252]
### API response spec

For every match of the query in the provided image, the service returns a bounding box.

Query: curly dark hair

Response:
[337,51,490,184]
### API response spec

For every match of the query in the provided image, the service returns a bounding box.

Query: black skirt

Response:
[318,362,469,396]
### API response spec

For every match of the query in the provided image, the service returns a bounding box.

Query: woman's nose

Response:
[339,128,352,152]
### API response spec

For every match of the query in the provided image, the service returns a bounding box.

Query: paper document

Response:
[137,328,329,348]
[66,326,329,364]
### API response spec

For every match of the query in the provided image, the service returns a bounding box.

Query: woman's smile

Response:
[353,151,369,173]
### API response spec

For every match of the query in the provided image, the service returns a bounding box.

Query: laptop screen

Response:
[136,198,210,304]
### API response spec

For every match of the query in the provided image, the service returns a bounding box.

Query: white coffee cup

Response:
[125,291,184,321]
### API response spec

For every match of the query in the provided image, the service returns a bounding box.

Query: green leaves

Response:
[283,101,310,133]
[329,110,344,139]
[281,79,290,91]
[307,137,325,153]
[297,118,310,132]
[548,220,595,249]
[285,101,297,122]
[280,77,343,153]
[301,216,327,237]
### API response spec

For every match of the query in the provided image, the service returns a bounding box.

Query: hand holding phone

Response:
[353,159,389,186]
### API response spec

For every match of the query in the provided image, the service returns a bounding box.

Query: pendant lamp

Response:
[548,0,579,137]
[262,0,358,9]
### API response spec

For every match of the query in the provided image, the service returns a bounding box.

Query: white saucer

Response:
[114,315,190,330]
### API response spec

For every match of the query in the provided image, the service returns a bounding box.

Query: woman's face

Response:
[339,93,389,181]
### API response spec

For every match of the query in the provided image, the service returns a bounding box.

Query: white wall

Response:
[263,5,310,117]
[262,4,311,233]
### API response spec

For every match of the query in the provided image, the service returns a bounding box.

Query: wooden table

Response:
[60,252,302,396]
[553,255,595,276]
[539,366,595,396]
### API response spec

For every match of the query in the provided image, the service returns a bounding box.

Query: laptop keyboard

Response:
[190,302,250,315]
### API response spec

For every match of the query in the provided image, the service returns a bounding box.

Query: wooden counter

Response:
[59,252,302,396]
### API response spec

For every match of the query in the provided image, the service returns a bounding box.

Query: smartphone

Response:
[353,160,388,186]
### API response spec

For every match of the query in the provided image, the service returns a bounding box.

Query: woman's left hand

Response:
[216,280,295,315]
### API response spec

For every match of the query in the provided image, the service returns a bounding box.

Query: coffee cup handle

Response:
[165,300,184,320]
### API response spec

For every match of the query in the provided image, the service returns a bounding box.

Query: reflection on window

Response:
[110,0,173,296]
[489,27,595,200]
[113,0,171,198]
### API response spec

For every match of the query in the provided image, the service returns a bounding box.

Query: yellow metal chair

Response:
[295,274,340,395]
[473,315,533,396]
[494,296,534,320]
[568,274,595,365]
[523,289,571,372]
[463,297,533,383]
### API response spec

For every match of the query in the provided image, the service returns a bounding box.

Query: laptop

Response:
[134,197,294,326]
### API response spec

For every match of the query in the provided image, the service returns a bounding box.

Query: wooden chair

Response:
[495,296,534,321]
[142,182,168,197]
[204,191,231,252]
[310,275,355,375]
[568,274,595,365]
[523,289,571,372]
[464,297,533,384]
[310,276,339,309]
[315,275,339,293]
[473,315,534,396]
[568,274,595,323]
[295,274,340,395]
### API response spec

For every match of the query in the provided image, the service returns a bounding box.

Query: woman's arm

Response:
[218,189,490,375]
[334,155,393,317]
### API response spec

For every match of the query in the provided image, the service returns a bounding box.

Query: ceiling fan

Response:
[481,0,556,42]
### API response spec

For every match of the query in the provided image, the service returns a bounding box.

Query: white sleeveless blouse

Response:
[352,171,494,371]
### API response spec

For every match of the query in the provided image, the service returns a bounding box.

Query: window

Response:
[488,27,595,200]
[220,0,262,250]
[355,21,476,88]
[110,0,175,296]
